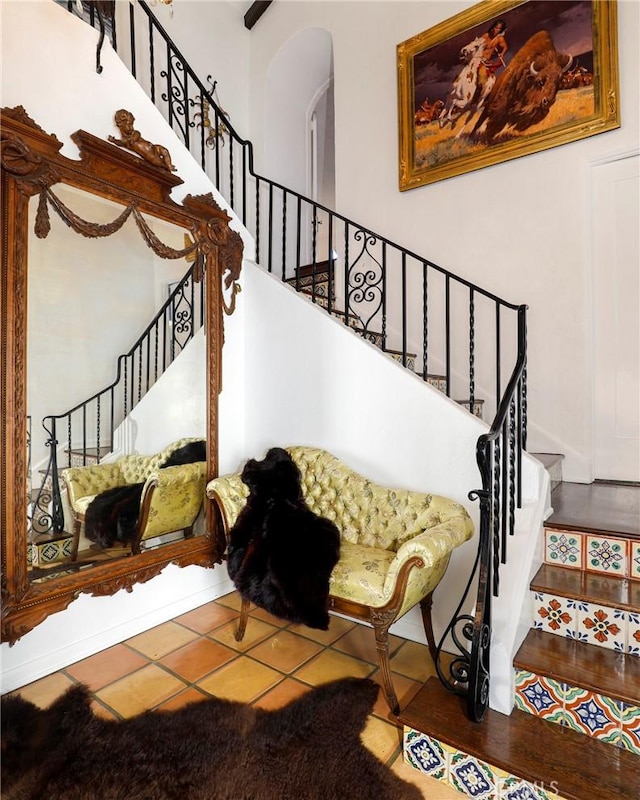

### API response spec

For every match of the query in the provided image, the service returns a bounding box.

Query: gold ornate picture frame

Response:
[397,0,619,190]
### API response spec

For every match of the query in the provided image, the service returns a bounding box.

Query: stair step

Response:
[514,628,640,705]
[532,452,564,491]
[399,676,636,800]
[546,481,640,540]
[532,563,640,612]
[456,399,484,418]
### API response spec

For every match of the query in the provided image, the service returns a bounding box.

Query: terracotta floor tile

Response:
[361,714,403,763]
[293,648,374,686]
[126,621,200,660]
[210,617,279,651]
[215,591,244,610]
[391,754,462,798]
[156,687,210,711]
[332,624,403,664]
[174,600,239,634]
[372,671,422,720]
[10,672,76,708]
[247,630,324,673]
[390,640,436,682]
[90,698,119,720]
[159,637,236,682]
[196,655,282,703]
[252,677,311,710]
[64,643,149,692]
[287,614,356,645]
[95,664,186,718]
[250,605,291,628]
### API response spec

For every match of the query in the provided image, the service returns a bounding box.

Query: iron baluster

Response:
[281,191,287,281]
[267,183,273,273]
[445,276,451,396]
[422,262,428,381]
[469,288,475,409]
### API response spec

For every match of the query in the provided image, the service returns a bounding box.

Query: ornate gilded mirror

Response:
[1,106,243,643]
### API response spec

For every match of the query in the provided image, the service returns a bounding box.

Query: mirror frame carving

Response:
[1,106,243,644]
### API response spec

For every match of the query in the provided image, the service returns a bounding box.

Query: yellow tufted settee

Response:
[63,438,206,558]
[206,446,474,713]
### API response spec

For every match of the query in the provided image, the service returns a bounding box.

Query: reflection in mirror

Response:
[1,105,244,644]
[27,185,206,583]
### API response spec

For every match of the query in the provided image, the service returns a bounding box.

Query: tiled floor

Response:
[8,591,461,799]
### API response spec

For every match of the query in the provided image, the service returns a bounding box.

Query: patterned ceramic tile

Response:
[514,670,565,724]
[492,766,565,799]
[403,729,447,780]
[585,535,628,576]
[532,592,576,638]
[619,703,640,755]
[577,604,626,652]
[563,686,621,743]
[544,529,583,569]
[627,611,640,656]
[631,542,640,580]
[449,751,494,798]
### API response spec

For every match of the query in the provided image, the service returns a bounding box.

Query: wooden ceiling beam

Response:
[244,1,273,30]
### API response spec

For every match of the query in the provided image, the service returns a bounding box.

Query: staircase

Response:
[399,473,640,799]
[287,261,485,418]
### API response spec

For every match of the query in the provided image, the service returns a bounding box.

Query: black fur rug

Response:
[227,447,341,630]
[1,678,421,800]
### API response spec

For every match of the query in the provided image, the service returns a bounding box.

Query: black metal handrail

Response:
[58,0,529,722]
[32,263,203,534]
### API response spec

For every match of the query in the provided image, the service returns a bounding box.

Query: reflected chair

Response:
[63,438,206,558]
[206,445,474,713]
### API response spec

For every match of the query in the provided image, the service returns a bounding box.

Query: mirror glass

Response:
[26,185,206,582]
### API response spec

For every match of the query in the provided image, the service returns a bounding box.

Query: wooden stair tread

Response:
[289,259,333,278]
[66,445,112,457]
[532,563,640,611]
[398,676,637,800]
[546,481,640,540]
[514,629,640,705]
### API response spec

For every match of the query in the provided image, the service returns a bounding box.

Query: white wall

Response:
[245,0,640,483]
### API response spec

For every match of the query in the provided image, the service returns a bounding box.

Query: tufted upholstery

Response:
[207,446,474,713]
[63,438,206,555]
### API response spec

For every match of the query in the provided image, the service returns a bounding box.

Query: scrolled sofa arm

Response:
[207,473,249,535]
[140,461,207,541]
[383,511,474,617]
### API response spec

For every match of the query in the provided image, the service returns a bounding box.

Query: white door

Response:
[591,153,640,481]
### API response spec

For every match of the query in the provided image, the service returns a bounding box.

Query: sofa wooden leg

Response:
[235,595,251,642]
[70,519,82,562]
[371,612,399,715]
[420,592,437,663]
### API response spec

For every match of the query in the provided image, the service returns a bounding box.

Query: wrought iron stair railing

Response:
[31,262,204,535]
[59,0,529,722]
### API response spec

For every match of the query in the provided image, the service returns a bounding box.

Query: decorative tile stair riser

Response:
[544,528,640,580]
[404,729,570,799]
[532,591,639,655]
[29,534,75,567]
[514,669,640,755]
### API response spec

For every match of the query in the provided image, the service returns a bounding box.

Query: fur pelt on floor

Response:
[1,677,421,800]
[83,439,206,548]
[227,447,341,629]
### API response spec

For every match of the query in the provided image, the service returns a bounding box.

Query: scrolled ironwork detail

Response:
[347,229,383,333]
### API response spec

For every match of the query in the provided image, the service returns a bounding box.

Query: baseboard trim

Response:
[1,573,235,695]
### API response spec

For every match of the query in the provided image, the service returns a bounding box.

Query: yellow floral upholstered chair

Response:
[206,446,474,713]
[63,438,206,558]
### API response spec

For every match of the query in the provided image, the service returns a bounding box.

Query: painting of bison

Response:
[397,0,620,189]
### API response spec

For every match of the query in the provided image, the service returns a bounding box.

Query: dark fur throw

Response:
[83,439,206,549]
[227,447,341,630]
[1,678,421,800]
